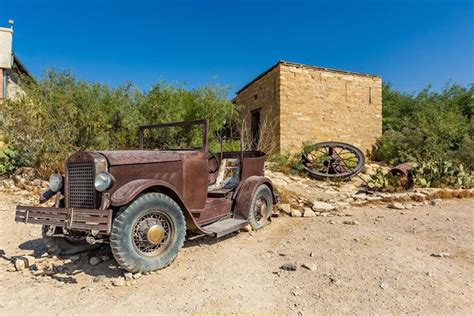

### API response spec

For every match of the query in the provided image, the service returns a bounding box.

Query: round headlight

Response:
[49,174,63,192]
[94,172,113,192]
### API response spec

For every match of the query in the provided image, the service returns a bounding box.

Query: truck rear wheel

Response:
[42,226,100,255]
[110,193,186,273]
[248,184,273,230]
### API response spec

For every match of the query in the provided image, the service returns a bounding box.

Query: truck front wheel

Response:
[110,193,186,273]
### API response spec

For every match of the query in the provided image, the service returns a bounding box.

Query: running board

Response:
[202,218,248,238]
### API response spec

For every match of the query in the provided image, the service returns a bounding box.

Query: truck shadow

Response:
[10,233,238,283]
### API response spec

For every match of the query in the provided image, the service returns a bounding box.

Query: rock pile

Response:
[268,166,473,218]
[4,250,142,288]
[1,167,49,205]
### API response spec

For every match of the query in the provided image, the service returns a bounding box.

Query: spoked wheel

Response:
[302,141,365,180]
[248,184,273,230]
[110,193,185,273]
[132,211,173,257]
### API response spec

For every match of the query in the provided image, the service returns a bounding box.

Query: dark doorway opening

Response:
[251,109,261,150]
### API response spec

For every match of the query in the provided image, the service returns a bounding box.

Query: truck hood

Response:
[97,150,182,166]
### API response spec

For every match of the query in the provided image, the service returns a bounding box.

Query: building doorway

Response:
[250,109,261,150]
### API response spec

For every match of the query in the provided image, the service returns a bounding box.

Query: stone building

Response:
[234,61,382,154]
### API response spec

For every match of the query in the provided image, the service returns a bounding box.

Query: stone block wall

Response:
[234,65,281,152]
[279,63,382,154]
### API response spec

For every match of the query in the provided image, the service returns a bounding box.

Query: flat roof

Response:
[13,55,32,77]
[236,60,380,95]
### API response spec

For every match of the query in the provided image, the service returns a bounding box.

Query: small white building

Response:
[0,21,31,102]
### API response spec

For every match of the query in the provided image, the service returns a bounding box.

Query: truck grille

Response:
[67,160,96,209]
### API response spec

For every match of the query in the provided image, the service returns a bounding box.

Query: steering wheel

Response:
[208,152,220,174]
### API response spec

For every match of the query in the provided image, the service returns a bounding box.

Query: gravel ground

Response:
[0,191,473,315]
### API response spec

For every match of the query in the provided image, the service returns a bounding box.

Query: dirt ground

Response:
[0,191,473,315]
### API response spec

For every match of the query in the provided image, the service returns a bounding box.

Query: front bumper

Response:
[15,206,112,233]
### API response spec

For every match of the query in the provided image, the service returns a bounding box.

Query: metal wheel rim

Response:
[132,210,174,257]
[302,143,364,179]
[254,195,269,224]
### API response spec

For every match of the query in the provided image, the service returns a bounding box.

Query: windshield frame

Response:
[138,119,209,153]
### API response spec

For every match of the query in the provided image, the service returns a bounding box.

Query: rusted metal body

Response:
[15,119,275,239]
[389,162,414,177]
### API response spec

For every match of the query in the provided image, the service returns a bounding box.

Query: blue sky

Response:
[1,0,473,96]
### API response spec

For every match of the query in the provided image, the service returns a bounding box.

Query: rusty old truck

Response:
[15,119,276,273]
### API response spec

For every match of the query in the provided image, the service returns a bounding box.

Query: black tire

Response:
[110,193,186,273]
[248,184,273,230]
[42,225,100,255]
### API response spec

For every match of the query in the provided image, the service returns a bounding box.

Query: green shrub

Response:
[268,153,304,175]
[0,146,26,175]
[0,70,234,176]
[372,83,473,168]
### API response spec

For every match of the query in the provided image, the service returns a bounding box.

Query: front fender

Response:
[110,179,206,234]
[110,179,181,207]
[233,176,276,220]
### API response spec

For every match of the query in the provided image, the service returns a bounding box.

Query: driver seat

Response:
[208,158,240,198]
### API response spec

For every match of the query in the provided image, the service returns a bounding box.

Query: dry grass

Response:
[239,111,279,154]
[432,189,474,199]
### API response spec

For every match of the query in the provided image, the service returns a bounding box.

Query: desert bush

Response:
[367,168,409,192]
[0,146,26,175]
[267,153,304,175]
[367,161,472,192]
[0,70,234,176]
[372,83,473,169]
[412,161,472,188]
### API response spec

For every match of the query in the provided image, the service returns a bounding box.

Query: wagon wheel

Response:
[301,141,365,180]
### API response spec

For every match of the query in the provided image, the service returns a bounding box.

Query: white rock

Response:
[303,208,316,217]
[2,179,14,189]
[366,196,383,201]
[14,258,26,271]
[93,275,106,282]
[124,272,133,281]
[411,192,426,201]
[388,202,405,210]
[431,199,442,206]
[335,202,350,209]
[301,262,317,271]
[312,201,336,212]
[112,277,125,287]
[277,204,291,215]
[132,273,142,280]
[14,256,35,271]
[291,209,302,217]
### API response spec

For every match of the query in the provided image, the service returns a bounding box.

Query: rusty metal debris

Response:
[389,162,414,178]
